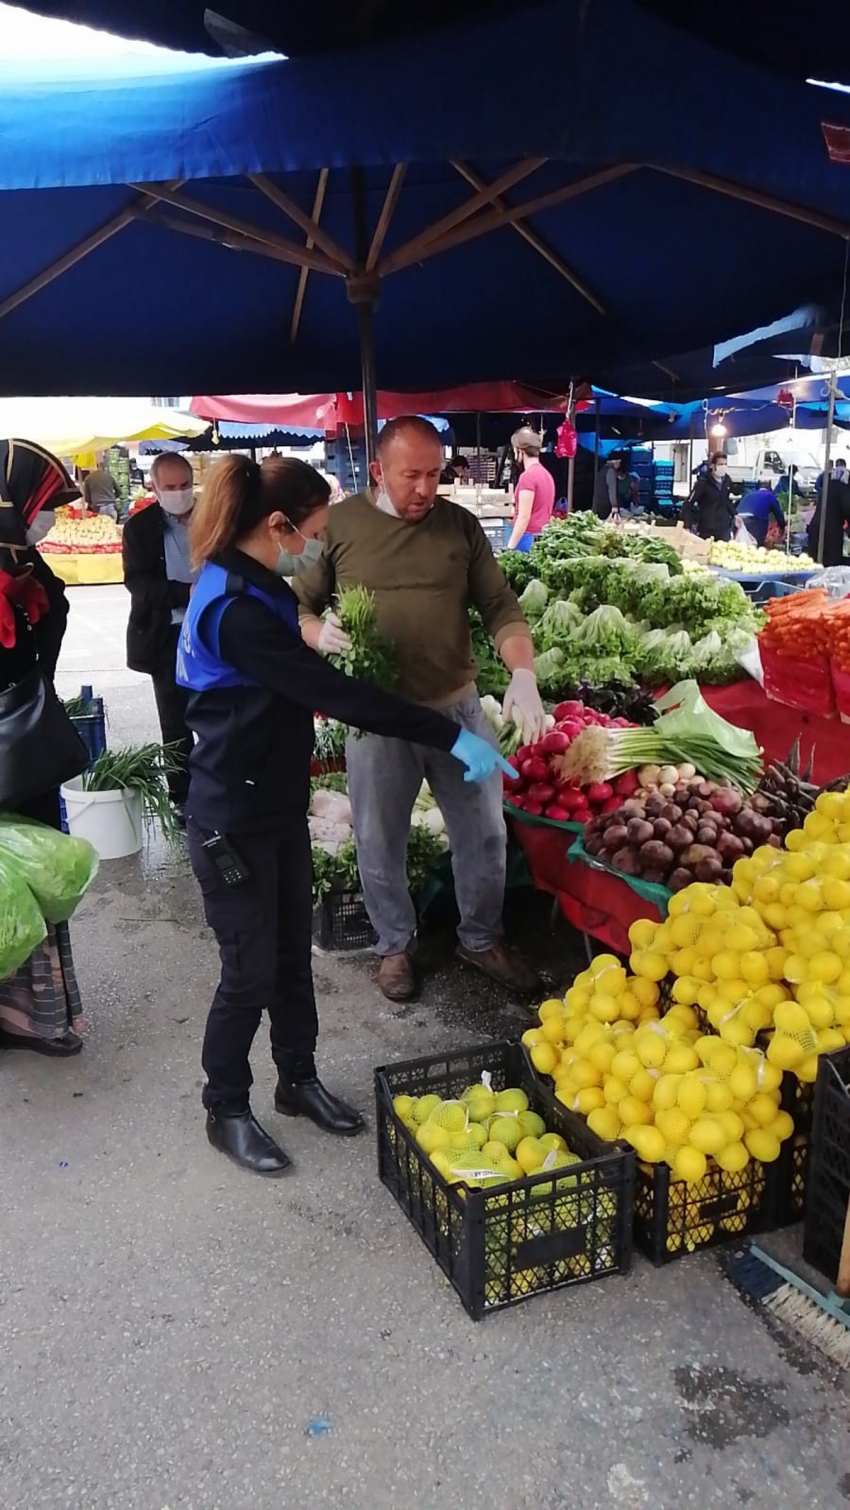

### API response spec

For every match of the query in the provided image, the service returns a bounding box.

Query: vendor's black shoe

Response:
[0,1028,82,1057]
[206,1107,292,1175]
[274,1077,365,1136]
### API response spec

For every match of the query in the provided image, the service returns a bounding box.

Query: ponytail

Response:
[190,453,330,567]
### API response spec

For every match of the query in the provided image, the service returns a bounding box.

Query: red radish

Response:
[516,745,534,764]
[586,782,614,804]
[556,786,585,811]
[521,756,548,782]
[555,719,583,741]
[522,800,544,816]
[553,700,584,720]
[570,802,591,821]
[600,796,622,814]
[613,770,640,797]
[527,782,556,805]
[544,805,572,822]
[540,730,570,755]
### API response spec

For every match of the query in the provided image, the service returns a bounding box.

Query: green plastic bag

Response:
[0,814,99,924]
[0,853,47,981]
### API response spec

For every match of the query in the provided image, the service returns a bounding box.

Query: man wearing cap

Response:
[294,416,545,1004]
[506,427,556,552]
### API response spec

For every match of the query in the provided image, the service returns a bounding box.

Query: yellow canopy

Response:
[0,396,206,460]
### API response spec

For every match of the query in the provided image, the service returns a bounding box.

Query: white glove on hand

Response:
[317,612,351,656]
[502,667,546,744]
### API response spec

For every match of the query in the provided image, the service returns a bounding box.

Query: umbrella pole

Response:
[817,370,838,564]
[350,168,379,473]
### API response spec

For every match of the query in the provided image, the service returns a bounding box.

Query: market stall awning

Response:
[0,397,206,458]
[189,385,574,428]
[2,0,850,398]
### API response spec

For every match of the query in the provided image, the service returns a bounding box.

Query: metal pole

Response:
[350,168,379,471]
[817,370,838,564]
[593,396,600,465]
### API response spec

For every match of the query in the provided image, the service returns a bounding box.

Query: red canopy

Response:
[190,384,573,429]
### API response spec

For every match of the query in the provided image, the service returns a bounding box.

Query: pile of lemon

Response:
[523,955,793,1183]
[392,1082,580,1188]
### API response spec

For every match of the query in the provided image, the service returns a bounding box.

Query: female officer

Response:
[178,454,513,1176]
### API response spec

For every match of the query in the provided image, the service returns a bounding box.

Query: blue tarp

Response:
[2,0,850,395]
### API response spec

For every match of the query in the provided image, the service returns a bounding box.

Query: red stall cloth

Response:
[701,682,848,784]
[509,822,663,955]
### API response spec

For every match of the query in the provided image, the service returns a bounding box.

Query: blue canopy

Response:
[2,0,850,396]
[17,0,850,84]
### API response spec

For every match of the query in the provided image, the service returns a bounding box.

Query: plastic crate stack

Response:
[629,449,654,509]
[652,459,675,511]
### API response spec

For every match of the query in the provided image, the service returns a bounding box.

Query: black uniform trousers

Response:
[187,818,319,1110]
[150,626,193,805]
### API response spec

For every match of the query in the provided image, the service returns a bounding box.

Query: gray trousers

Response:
[345,693,506,957]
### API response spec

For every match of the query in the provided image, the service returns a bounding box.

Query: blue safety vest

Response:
[175,561,299,692]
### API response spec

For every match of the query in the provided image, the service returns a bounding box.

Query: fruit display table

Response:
[38,547,123,585]
[511,677,849,952]
[38,509,124,585]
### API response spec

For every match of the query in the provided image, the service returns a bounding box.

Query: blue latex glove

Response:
[450,728,519,785]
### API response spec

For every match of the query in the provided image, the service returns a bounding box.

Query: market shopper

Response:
[807,474,850,566]
[506,426,555,551]
[592,450,625,521]
[122,453,197,823]
[737,482,786,548]
[296,416,546,1005]
[177,452,513,1175]
[82,463,119,520]
[683,452,739,541]
[0,440,86,1056]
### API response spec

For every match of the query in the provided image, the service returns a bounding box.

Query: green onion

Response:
[83,742,184,842]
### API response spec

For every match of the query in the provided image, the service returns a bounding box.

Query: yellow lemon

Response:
[629,1125,666,1162]
[673,1147,708,1183]
[745,1129,781,1163]
[635,1030,667,1069]
[588,1040,617,1074]
[619,1095,653,1127]
[703,1078,734,1114]
[715,1140,749,1173]
[753,874,781,905]
[629,917,659,950]
[630,950,668,982]
[540,1013,567,1045]
[718,1110,745,1143]
[515,1136,545,1174]
[796,880,825,914]
[804,811,837,842]
[670,913,703,949]
[808,950,842,986]
[677,1076,708,1118]
[575,1086,606,1115]
[630,976,660,1009]
[590,992,622,1024]
[611,1048,641,1083]
[665,1043,700,1075]
[689,1117,727,1156]
[671,975,702,1006]
[629,1068,657,1102]
[821,849,850,882]
[603,1076,629,1106]
[657,1107,692,1145]
[530,1042,559,1076]
[617,991,641,1021]
[653,1073,683,1111]
[740,951,769,988]
[698,1039,737,1079]
[729,1063,759,1101]
[768,1110,794,1142]
[713,950,743,982]
[717,977,750,1006]
[587,1107,622,1142]
[538,997,565,1021]
[818,1027,846,1054]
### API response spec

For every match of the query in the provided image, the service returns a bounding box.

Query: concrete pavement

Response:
[1,585,847,1510]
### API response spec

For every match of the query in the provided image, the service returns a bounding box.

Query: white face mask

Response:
[158,485,194,516]
[274,527,324,577]
[714,465,727,480]
[25,510,54,545]
[374,488,400,517]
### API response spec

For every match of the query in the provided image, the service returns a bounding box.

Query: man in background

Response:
[737,479,786,547]
[506,426,555,551]
[83,462,120,520]
[295,416,545,1003]
[593,449,625,520]
[122,453,196,823]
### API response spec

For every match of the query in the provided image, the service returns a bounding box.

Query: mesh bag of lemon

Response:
[375,1041,633,1318]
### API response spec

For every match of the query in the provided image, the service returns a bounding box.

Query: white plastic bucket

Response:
[60,777,143,860]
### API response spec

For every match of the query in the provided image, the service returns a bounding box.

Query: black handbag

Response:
[0,667,88,809]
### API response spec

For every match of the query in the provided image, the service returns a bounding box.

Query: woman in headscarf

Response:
[0,439,86,1056]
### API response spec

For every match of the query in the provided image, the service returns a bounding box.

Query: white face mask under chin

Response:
[374,488,400,517]
[25,511,54,545]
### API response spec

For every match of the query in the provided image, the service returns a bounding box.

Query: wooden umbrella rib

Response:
[291,169,329,343]
[249,172,354,271]
[366,164,406,272]
[452,160,606,315]
[656,164,850,238]
[141,208,307,265]
[0,181,183,321]
[128,182,346,275]
[378,164,635,275]
[380,157,547,272]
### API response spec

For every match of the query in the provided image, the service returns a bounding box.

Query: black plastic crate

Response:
[775,1076,815,1224]
[634,1154,781,1264]
[375,1040,634,1319]
[803,1046,850,1282]
[313,889,377,951]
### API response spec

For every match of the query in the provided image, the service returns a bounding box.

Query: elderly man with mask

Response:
[295,416,545,1003]
[122,453,197,822]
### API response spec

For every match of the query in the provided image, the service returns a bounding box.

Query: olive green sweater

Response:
[293,491,530,704]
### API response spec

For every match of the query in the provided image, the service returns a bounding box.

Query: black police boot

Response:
[206,1106,292,1174]
[274,1065,364,1137]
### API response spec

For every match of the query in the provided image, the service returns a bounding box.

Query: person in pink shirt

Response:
[506,426,556,552]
